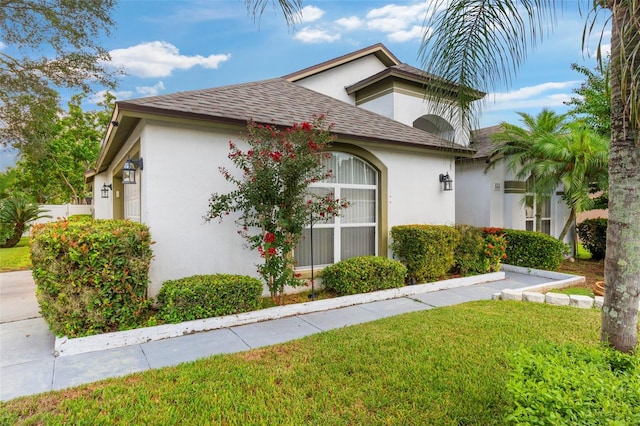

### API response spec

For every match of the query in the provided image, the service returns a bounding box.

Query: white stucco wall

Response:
[293,55,388,104]
[359,91,471,147]
[92,120,461,297]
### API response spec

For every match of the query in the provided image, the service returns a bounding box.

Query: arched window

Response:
[413,114,455,142]
[294,152,378,268]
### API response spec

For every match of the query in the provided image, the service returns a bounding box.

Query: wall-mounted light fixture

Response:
[122,157,143,184]
[439,172,453,191]
[101,183,113,198]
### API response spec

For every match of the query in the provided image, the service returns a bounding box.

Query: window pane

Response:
[341,227,375,260]
[324,152,377,185]
[306,186,335,224]
[294,228,334,268]
[541,220,551,235]
[525,196,534,219]
[541,198,551,217]
[341,188,375,224]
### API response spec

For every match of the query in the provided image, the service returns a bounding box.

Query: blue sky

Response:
[1,0,611,170]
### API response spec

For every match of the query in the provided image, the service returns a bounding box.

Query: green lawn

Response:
[0,301,610,425]
[0,237,31,272]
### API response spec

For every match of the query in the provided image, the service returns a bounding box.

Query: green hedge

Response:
[321,256,407,296]
[501,229,567,270]
[454,225,486,275]
[30,219,153,337]
[506,343,640,425]
[577,218,608,260]
[390,225,460,283]
[157,274,263,323]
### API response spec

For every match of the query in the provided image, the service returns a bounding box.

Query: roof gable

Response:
[282,43,401,82]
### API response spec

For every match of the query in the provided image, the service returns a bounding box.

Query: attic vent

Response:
[494,182,501,192]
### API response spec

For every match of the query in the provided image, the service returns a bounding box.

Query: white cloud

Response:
[485,81,581,112]
[136,81,166,97]
[298,5,325,23]
[335,16,363,30]
[294,27,341,43]
[366,3,430,32]
[89,82,166,104]
[0,41,5,50]
[388,25,425,42]
[107,41,230,78]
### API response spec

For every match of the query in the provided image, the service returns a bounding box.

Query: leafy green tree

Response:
[13,93,114,204]
[0,0,117,153]
[417,0,640,353]
[205,116,348,302]
[566,60,611,138]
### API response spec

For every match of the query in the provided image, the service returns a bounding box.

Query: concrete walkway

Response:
[0,269,565,401]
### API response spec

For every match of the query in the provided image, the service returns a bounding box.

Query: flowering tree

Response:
[205,116,348,302]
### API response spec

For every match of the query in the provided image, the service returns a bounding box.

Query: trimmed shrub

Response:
[501,229,567,270]
[321,256,407,296]
[454,226,508,275]
[453,225,486,275]
[390,225,460,283]
[157,274,262,323]
[31,219,153,337]
[577,218,608,260]
[506,343,640,425]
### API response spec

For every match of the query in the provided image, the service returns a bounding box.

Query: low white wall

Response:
[35,204,93,224]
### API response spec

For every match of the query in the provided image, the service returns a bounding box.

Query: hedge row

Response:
[31,219,153,337]
[157,274,262,323]
[321,256,407,296]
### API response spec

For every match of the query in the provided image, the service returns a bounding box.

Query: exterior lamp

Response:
[101,183,112,198]
[122,157,143,184]
[439,172,453,191]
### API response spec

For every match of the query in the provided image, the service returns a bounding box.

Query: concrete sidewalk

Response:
[0,269,571,402]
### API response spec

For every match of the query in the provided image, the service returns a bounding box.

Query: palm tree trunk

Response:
[601,1,640,354]
[2,222,25,249]
[558,207,575,242]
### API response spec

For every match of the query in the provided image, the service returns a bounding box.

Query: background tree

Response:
[0,0,117,153]
[418,0,640,353]
[566,60,612,138]
[12,93,114,204]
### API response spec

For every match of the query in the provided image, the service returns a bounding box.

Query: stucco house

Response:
[456,125,574,247]
[87,43,485,297]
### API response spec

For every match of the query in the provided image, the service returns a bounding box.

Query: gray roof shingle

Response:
[118,77,473,153]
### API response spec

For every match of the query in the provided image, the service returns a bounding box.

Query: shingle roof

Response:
[469,125,504,159]
[118,77,473,153]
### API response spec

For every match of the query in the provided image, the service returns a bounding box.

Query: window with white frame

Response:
[294,152,378,268]
[525,177,551,235]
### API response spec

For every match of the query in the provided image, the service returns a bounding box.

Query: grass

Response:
[552,286,595,297]
[0,237,31,272]
[0,301,614,425]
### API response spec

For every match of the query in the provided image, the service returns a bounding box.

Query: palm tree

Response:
[488,108,568,233]
[418,0,639,353]
[0,194,50,248]
[489,112,609,243]
[532,123,610,240]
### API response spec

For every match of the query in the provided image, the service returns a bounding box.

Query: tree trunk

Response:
[2,222,25,249]
[558,207,575,242]
[600,1,640,354]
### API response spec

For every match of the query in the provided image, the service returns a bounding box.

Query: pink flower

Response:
[301,122,311,131]
[267,247,277,256]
